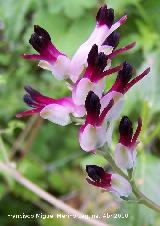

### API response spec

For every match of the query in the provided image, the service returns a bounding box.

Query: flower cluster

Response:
[17,5,150,198]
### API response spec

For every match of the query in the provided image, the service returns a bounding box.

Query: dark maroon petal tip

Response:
[85,91,101,117]
[87,45,108,77]
[34,25,51,41]
[29,25,51,53]
[86,165,105,182]
[103,31,120,49]
[117,61,133,84]
[23,94,36,108]
[95,52,108,74]
[96,5,114,28]
[119,116,133,146]
[87,44,98,66]
[24,85,41,98]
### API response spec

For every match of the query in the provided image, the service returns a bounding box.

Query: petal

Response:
[70,15,127,82]
[72,78,94,105]
[86,178,111,190]
[114,143,136,169]
[92,78,105,98]
[106,123,113,146]
[101,91,124,121]
[56,97,86,118]
[39,55,70,80]
[70,26,110,82]
[111,174,132,197]
[70,44,91,82]
[51,55,70,80]
[72,105,86,118]
[131,117,142,146]
[99,45,113,55]
[108,15,127,36]
[23,54,47,61]
[38,60,51,70]
[79,124,107,152]
[40,104,71,126]
[108,42,136,59]
[16,108,41,118]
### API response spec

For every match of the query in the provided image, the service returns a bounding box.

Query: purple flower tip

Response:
[103,31,120,49]
[119,116,133,146]
[87,45,108,75]
[117,61,133,84]
[23,94,35,108]
[24,85,41,98]
[96,5,114,28]
[95,52,108,74]
[86,165,105,182]
[29,25,51,53]
[87,44,98,66]
[85,91,101,117]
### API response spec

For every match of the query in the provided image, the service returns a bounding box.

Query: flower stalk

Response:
[101,145,160,213]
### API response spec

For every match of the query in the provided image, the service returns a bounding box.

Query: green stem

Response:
[101,148,160,213]
[131,181,160,213]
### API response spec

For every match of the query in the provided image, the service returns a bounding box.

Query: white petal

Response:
[70,16,126,82]
[104,59,111,71]
[106,123,113,146]
[51,55,70,80]
[101,91,124,122]
[39,55,70,81]
[72,105,86,118]
[57,97,85,118]
[92,78,105,98]
[70,26,110,82]
[114,143,136,169]
[38,60,50,70]
[69,43,92,82]
[79,124,107,152]
[72,78,93,105]
[40,104,71,126]
[99,45,113,55]
[111,174,132,197]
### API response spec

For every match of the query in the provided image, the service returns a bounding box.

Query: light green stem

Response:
[101,148,160,213]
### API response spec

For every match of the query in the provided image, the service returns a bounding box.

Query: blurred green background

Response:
[0,0,160,225]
